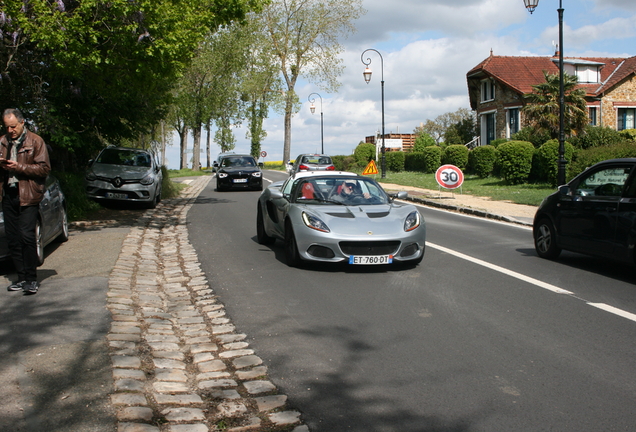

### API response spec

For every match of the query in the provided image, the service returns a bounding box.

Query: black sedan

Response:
[533,158,636,265]
[0,175,69,266]
[216,154,263,191]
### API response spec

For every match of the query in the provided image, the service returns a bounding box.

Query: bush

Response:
[468,145,497,178]
[569,141,636,179]
[496,140,535,184]
[569,125,624,149]
[404,152,427,172]
[331,155,356,171]
[354,143,376,167]
[512,127,551,148]
[422,146,442,173]
[442,145,469,170]
[532,139,575,186]
[489,138,508,148]
[620,129,636,141]
[385,151,405,172]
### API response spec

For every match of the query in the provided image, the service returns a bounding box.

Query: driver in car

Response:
[334,180,371,203]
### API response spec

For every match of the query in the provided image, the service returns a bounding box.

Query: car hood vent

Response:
[325,212,355,218]
[366,211,390,218]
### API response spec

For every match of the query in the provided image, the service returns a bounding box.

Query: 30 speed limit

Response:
[435,164,464,189]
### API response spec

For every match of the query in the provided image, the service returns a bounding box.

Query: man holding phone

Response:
[0,108,51,295]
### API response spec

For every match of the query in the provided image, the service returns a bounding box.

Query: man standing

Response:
[0,109,51,295]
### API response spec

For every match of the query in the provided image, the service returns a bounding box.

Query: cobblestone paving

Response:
[106,176,308,432]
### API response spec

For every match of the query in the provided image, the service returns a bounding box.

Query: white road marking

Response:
[427,242,573,294]
[588,303,636,323]
[428,242,636,323]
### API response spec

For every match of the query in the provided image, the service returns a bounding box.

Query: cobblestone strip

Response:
[107,177,309,432]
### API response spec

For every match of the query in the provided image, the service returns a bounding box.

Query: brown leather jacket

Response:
[0,130,51,206]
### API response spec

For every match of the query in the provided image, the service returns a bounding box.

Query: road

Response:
[188,170,636,432]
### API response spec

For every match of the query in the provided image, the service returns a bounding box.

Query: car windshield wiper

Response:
[317,198,345,205]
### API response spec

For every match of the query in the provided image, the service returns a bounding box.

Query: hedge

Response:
[385,151,405,172]
[496,140,535,184]
[442,145,468,170]
[532,139,574,185]
[468,145,497,178]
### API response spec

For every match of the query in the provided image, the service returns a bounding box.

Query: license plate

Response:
[349,255,393,265]
[233,178,248,183]
[106,192,128,199]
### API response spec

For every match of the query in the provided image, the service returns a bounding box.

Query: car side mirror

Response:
[558,185,570,196]
[269,189,284,200]
[88,159,94,166]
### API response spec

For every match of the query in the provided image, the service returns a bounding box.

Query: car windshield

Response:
[291,176,389,205]
[96,149,151,167]
[222,156,256,167]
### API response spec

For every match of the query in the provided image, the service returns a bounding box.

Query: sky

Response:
[164,0,636,169]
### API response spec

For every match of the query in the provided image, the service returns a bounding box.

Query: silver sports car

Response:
[256,171,426,267]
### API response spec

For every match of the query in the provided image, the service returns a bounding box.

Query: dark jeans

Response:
[2,189,39,282]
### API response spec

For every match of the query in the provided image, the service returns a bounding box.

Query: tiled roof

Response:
[467,54,635,96]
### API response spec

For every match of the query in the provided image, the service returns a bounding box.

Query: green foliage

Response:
[1,0,265,170]
[404,152,426,172]
[511,127,551,148]
[468,145,497,178]
[331,155,357,171]
[531,139,575,186]
[54,171,101,221]
[496,140,535,184]
[523,71,588,139]
[569,125,625,149]
[620,129,636,141]
[385,151,405,172]
[489,138,508,148]
[413,132,436,152]
[422,146,442,173]
[354,143,376,167]
[442,145,469,170]
[569,141,636,179]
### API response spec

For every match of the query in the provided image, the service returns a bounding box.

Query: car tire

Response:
[217,181,225,192]
[56,206,69,243]
[284,220,302,267]
[257,205,276,245]
[35,218,45,266]
[148,188,161,209]
[534,218,561,259]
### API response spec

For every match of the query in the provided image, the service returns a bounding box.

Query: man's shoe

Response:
[23,281,39,295]
[7,281,26,292]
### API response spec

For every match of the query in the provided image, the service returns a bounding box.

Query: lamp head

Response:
[523,0,539,14]
[363,67,372,84]
[310,104,316,114]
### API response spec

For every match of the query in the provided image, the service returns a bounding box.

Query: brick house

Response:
[467,53,636,145]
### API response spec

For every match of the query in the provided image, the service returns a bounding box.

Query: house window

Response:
[618,108,636,130]
[481,79,495,102]
[589,107,597,126]
[507,108,520,137]
[576,66,600,84]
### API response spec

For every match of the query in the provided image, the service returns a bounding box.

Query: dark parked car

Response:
[533,158,636,265]
[85,146,163,208]
[0,175,69,265]
[216,154,263,191]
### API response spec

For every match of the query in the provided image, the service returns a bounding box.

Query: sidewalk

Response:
[379,182,537,226]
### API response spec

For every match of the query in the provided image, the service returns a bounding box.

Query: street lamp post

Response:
[361,48,386,178]
[524,0,567,186]
[308,93,324,154]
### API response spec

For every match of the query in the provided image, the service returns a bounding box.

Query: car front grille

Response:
[339,241,400,256]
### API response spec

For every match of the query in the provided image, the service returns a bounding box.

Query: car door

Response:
[557,163,632,258]
[613,165,636,263]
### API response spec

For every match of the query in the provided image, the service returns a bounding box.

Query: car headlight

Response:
[140,174,154,185]
[302,212,330,233]
[252,172,262,178]
[85,171,96,181]
[404,211,420,232]
[218,173,228,178]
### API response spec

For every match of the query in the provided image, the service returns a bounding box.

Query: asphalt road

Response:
[188,170,636,432]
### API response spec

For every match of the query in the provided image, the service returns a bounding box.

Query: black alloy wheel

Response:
[534,218,561,259]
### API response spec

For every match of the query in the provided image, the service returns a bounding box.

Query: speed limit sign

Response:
[435,164,464,189]
[260,151,267,158]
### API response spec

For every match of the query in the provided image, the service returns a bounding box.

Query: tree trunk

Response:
[283,96,294,164]
[180,126,189,170]
[205,121,211,168]
[192,125,201,170]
